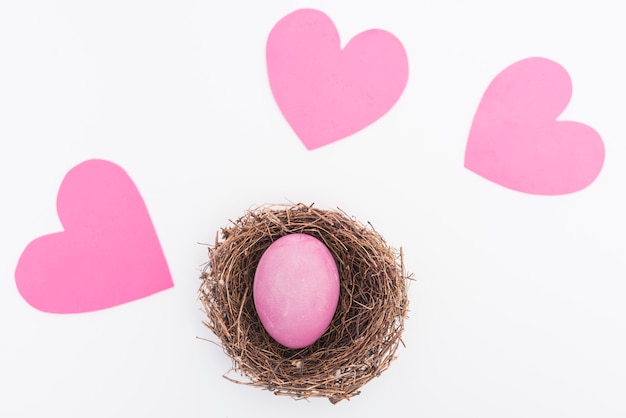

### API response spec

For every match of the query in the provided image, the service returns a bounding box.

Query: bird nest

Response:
[198,203,410,403]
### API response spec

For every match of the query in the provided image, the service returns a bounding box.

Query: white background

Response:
[1,1,625,416]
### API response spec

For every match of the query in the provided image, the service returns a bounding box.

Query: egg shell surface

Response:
[253,233,340,349]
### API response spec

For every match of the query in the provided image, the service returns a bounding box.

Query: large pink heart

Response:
[465,57,605,195]
[267,8,409,150]
[15,159,173,314]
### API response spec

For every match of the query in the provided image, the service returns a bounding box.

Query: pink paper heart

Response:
[465,57,605,195]
[267,8,409,150]
[15,159,173,314]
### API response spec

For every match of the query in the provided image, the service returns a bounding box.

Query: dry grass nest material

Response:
[199,203,410,403]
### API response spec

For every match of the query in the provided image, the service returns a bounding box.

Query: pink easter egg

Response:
[253,233,340,349]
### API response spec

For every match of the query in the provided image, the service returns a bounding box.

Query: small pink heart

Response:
[465,57,605,195]
[15,159,173,314]
[267,8,409,150]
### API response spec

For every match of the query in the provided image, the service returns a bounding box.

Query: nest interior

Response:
[199,203,410,403]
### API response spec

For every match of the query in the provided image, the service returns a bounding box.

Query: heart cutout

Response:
[465,57,605,195]
[15,159,173,314]
[267,8,409,150]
